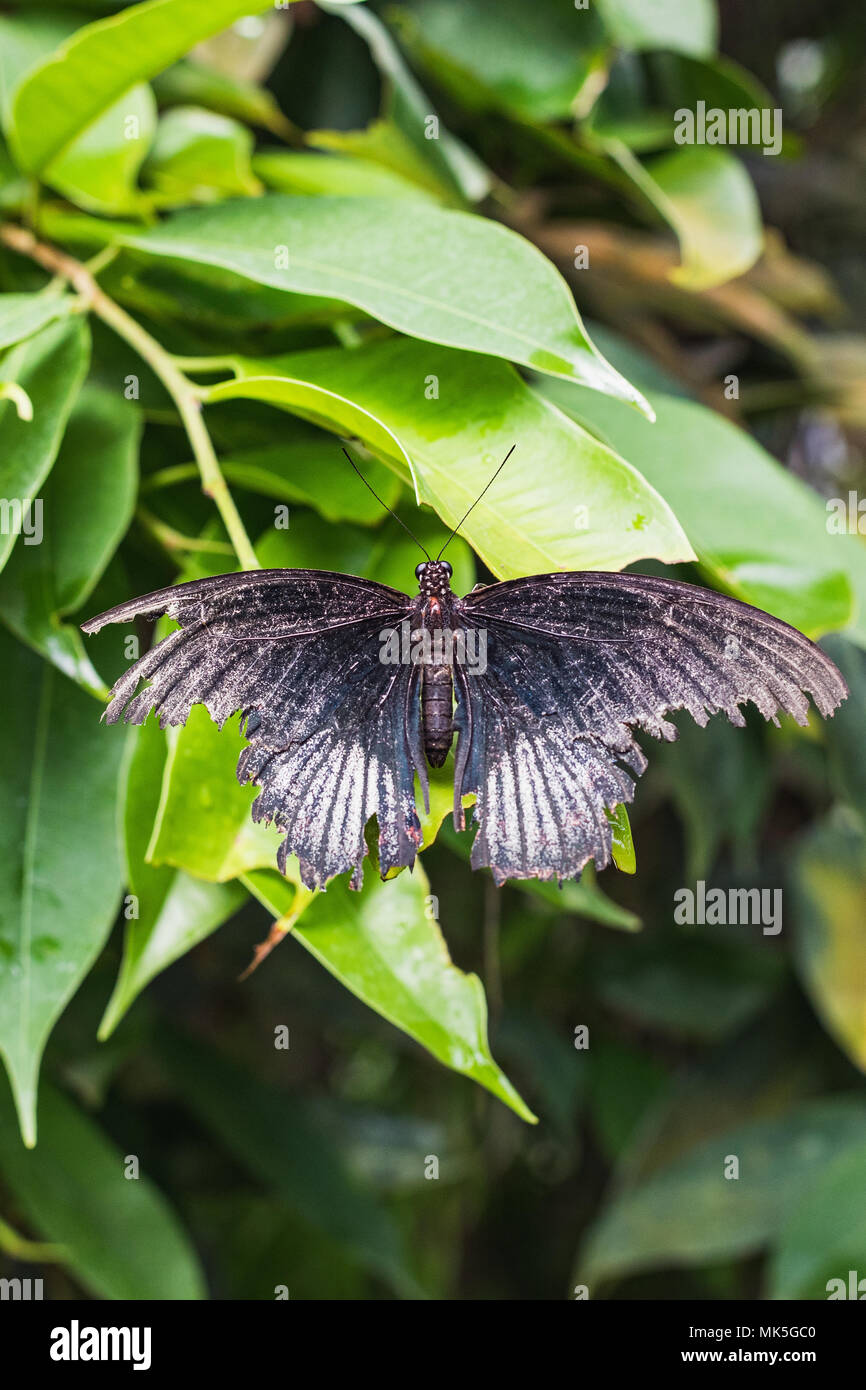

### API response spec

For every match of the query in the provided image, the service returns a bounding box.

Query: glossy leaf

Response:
[144,106,262,202]
[0,1080,205,1298]
[244,864,537,1124]
[6,0,343,175]
[0,632,125,1145]
[98,718,247,1040]
[45,83,157,216]
[539,376,866,644]
[254,148,437,202]
[206,337,693,575]
[123,194,652,406]
[0,382,139,694]
[391,0,608,123]
[0,316,90,575]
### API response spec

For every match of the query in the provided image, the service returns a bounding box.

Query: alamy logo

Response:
[379,619,487,675]
[827,1271,866,1299]
[674,100,783,156]
[674,880,782,935]
[50,1320,152,1371]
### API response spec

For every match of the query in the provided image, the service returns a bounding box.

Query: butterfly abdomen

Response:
[422,664,454,767]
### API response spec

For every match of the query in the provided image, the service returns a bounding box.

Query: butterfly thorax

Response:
[415,561,458,767]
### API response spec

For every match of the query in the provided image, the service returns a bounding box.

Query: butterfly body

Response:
[83,563,847,892]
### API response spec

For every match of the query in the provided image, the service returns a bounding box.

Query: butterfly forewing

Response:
[82,569,422,889]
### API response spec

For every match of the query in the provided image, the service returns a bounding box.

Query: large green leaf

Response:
[244,865,537,1124]
[0,315,90,575]
[579,1096,866,1287]
[0,632,125,1145]
[0,1080,205,1298]
[539,376,866,643]
[205,337,693,575]
[123,195,651,406]
[0,382,139,694]
[6,0,355,175]
[390,0,608,123]
[98,718,247,1040]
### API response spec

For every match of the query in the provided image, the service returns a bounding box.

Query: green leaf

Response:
[148,707,277,882]
[123,194,652,406]
[160,1029,418,1294]
[579,1096,866,1287]
[206,337,693,575]
[539,378,866,643]
[769,1140,866,1299]
[152,58,295,140]
[0,632,125,1146]
[0,315,90,575]
[0,382,139,694]
[596,0,717,57]
[244,865,537,1124]
[145,431,403,523]
[0,1079,205,1298]
[606,802,636,873]
[6,0,335,176]
[0,291,72,352]
[44,82,157,216]
[254,147,438,202]
[791,815,866,1074]
[391,0,608,123]
[99,718,247,1040]
[325,0,491,204]
[144,105,262,202]
[605,142,764,290]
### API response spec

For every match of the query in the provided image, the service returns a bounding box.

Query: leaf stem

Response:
[0,222,259,571]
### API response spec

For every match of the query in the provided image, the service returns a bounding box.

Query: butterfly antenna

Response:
[436,445,515,560]
[341,447,431,559]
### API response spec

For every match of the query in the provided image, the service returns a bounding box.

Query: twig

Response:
[0,222,259,571]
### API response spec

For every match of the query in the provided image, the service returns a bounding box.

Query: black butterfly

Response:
[82,459,847,892]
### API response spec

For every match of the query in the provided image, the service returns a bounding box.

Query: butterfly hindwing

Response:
[82,570,423,889]
[454,572,847,885]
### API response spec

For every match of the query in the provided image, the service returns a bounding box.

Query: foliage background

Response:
[0,0,865,1300]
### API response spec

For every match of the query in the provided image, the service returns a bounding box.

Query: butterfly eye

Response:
[441,561,452,577]
[415,562,426,580]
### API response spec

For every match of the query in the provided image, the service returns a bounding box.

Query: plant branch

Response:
[0,222,259,571]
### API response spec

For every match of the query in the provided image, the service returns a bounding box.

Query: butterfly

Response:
[82,452,847,892]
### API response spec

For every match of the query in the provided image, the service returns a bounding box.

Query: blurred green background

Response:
[0,0,865,1300]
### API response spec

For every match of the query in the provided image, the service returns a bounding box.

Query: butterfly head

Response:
[415,560,453,598]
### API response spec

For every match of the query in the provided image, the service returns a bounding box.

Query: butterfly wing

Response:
[82,570,424,890]
[454,571,847,885]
